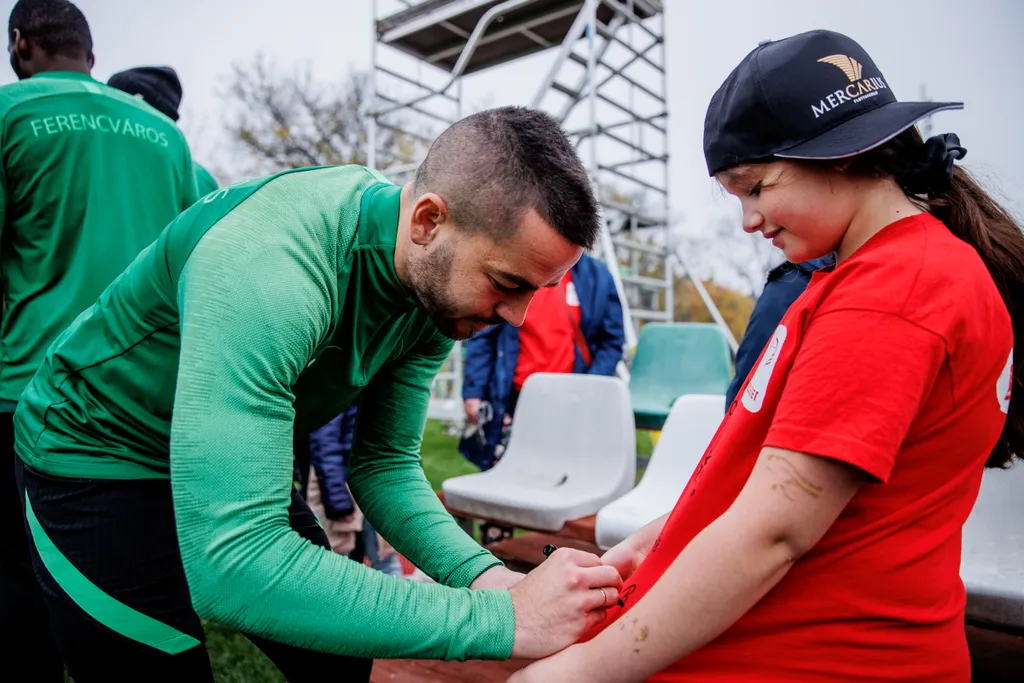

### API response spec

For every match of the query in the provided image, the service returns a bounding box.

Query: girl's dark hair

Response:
[841,127,1024,468]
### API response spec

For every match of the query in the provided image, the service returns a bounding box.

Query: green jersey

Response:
[15,165,514,660]
[0,71,198,407]
[193,161,219,196]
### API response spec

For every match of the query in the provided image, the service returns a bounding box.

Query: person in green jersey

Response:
[107,65,220,196]
[14,104,622,682]
[1,2,199,679]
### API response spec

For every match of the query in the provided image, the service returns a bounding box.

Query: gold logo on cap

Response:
[817,55,863,82]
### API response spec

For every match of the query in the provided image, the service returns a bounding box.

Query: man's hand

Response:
[470,565,525,590]
[464,398,482,424]
[508,548,621,660]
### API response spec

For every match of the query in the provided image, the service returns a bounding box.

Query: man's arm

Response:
[585,267,625,376]
[347,330,508,588]
[170,219,514,661]
[0,156,7,255]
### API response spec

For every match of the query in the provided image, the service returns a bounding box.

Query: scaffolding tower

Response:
[370,0,736,418]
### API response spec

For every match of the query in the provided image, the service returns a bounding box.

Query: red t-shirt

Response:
[587,214,1013,682]
[513,272,580,390]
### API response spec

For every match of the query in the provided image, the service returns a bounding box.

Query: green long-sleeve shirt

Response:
[0,71,199,406]
[15,165,515,660]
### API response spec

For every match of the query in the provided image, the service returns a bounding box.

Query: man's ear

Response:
[15,32,31,60]
[87,50,95,70]
[10,29,28,60]
[409,192,449,247]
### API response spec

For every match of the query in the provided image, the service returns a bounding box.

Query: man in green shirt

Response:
[15,103,621,680]
[107,65,221,196]
[1,2,199,679]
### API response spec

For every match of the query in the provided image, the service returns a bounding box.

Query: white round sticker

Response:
[565,281,580,307]
[742,324,787,414]
[997,349,1013,414]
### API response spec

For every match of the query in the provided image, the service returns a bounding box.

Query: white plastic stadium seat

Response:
[595,395,725,549]
[961,462,1024,629]
[442,373,636,532]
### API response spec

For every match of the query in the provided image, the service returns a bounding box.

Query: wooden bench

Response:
[436,491,598,542]
[433,491,601,573]
[487,531,601,574]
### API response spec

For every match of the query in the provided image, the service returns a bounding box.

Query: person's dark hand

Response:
[464,398,482,424]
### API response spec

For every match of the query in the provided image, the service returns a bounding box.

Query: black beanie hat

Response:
[107,66,182,121]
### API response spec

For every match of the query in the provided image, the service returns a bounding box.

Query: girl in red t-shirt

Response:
[510,29,1024,683]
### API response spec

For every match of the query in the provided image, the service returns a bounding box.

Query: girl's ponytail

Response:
[852,128,1024,468]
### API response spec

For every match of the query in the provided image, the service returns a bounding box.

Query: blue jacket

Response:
[726,256,834,408]
[460,253,624,468]
[308,403,359,519]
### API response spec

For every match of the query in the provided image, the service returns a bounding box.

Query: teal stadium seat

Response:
[629,323,733,430]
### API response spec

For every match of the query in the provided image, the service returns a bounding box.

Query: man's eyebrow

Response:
[496,271,541,291]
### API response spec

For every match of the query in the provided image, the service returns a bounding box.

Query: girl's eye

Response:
[749,182,763,197]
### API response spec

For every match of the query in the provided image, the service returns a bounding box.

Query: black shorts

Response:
[17,459,373,683]
[0,413,63,681]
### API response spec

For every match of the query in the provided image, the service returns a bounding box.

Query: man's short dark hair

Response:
[413,106,601,250]
[9,0,91,60]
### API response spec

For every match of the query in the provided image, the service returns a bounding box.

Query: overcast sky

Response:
[2,0,1022,269]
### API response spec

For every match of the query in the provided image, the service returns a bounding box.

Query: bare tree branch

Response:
[219,54,408,178]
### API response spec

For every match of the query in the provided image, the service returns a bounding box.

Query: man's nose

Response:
[496,292,535,328]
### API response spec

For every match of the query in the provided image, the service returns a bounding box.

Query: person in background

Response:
[460,251,624,544]
[1,2,199,678]
[107,65,219,195]
[461,251,624,470]
[304,406,360,554]
[513,28,1024,682]
[725,255,833,407]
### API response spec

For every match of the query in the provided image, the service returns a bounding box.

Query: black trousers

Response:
[17,453,373,683]
[0,412,64,681]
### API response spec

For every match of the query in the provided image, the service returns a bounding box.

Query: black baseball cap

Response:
[703,29,962,176]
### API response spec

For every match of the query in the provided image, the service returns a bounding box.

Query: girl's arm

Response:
[510,446,865,683]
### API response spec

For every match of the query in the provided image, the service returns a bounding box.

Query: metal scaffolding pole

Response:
[370,0,739,410]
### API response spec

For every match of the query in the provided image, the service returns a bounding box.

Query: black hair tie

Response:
[901,133,967,196]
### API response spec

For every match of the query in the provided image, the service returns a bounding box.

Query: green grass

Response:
[636,429,655,463]
[165,419,655,681]
[205,623,285,683]
[420,419,482,489]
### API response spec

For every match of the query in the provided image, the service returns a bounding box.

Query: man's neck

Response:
[30,57,91,78]
[393,182,414,288]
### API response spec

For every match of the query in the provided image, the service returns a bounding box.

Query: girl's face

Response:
[718,161,860,263]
